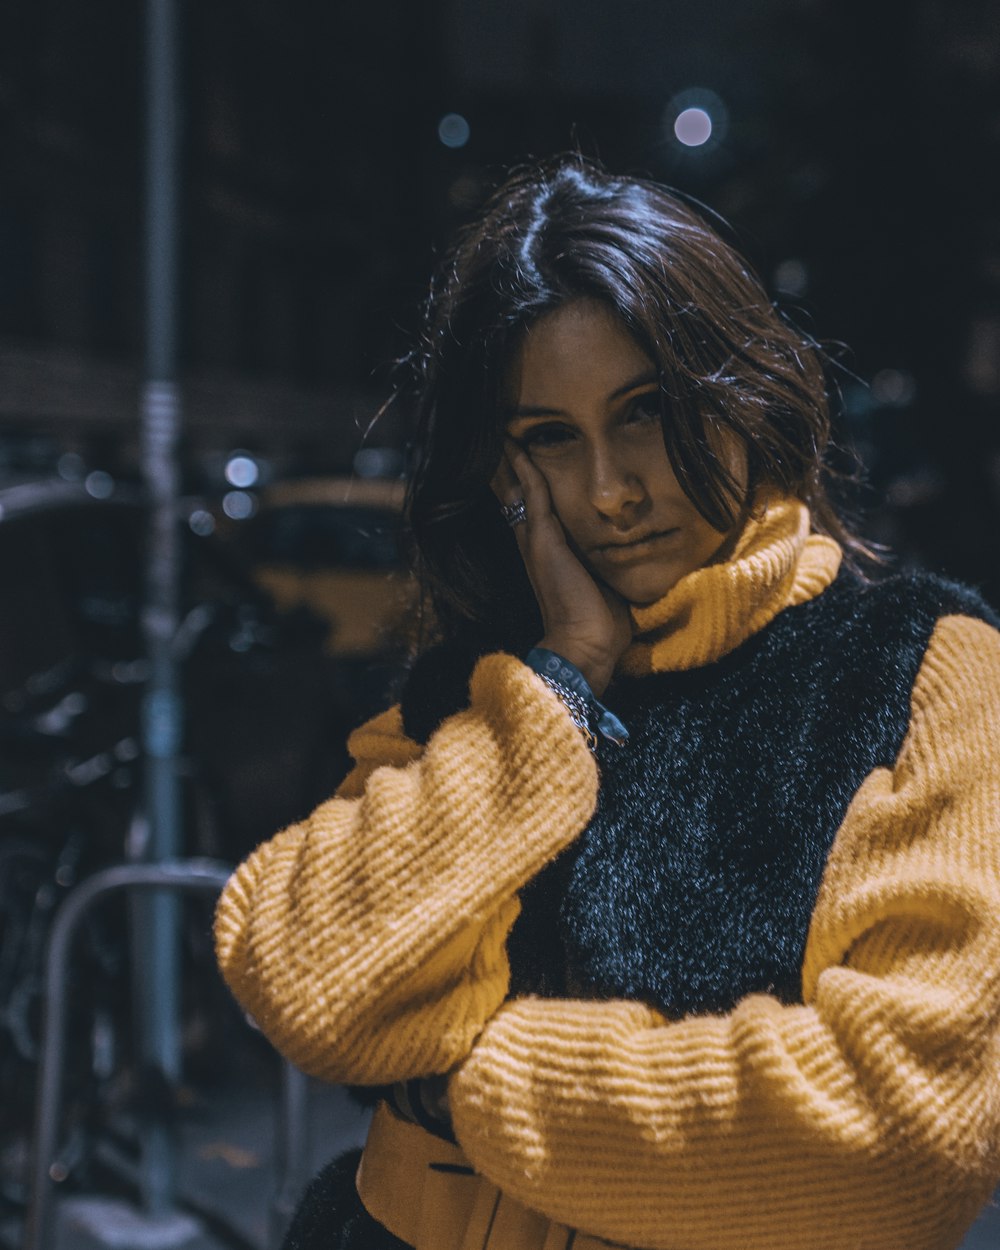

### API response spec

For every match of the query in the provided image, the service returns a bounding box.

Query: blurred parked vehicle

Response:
[247,476,410,658]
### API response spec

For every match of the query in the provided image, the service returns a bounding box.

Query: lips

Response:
[594,528,680,560]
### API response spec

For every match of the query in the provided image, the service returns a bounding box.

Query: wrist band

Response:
[535,673,599,751]
[524,648,629,747]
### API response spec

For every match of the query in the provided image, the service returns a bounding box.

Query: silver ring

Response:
[501,498,528,527]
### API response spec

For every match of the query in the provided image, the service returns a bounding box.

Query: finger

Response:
[490,448,534,549]
[490,449,520,505]
[506,445,572,562]
[504,438,554,519]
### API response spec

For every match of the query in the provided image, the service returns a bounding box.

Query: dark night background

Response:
[2,0,999,590]
[2,3,1000,1247]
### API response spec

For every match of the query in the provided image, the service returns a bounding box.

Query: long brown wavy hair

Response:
[399,153,872,654]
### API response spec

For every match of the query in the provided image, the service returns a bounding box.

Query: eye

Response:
[516,422,575,450]
[625,391,662,424]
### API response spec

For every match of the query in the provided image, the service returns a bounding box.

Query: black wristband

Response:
[524,647,629,746]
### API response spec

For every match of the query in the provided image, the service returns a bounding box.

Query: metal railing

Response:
[23,860,310,1250]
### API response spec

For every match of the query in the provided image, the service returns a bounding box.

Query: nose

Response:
[587,441,647,521]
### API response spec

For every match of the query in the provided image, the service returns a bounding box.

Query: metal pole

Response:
[138,0,184,1220]
[23,862,233,1250]
[270,1062,311,1248]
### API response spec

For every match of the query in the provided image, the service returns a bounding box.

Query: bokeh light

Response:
[674,107,713,147]
[222,490,256,520]
[773,259,809,298]
[437,113,470,149]
[225,453,259,489]
[354,447,403,478]
[872,368,917,408]
[57,452,85,481]
[666,88,728,152]
[188,509,216,537]
[84,470,114,499]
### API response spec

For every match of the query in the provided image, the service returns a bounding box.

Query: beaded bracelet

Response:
[535,672,599,751]
[524,647,629,749]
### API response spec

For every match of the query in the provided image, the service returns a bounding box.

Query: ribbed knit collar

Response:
[619,498,842,676]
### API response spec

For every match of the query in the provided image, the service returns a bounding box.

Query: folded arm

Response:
[448,615,1000,1250]
[214,653,598,1085]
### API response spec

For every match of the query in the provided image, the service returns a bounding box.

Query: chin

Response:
[611,568,685,606]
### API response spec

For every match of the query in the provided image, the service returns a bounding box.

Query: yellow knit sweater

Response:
[214,499,1000,1250]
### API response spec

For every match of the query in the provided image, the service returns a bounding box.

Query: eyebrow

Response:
[505,369,660,421]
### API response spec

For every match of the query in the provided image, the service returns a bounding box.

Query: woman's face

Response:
[503,298,747,607]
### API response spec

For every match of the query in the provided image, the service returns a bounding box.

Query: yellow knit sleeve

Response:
[334,704,424,799]
[213,652,598,1085]
[447,614,1000,1250]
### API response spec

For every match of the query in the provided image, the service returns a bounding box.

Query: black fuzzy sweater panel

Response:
[405,571,998,1018]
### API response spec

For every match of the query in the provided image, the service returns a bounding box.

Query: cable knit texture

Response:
[214,654,598,1084]
[215,501,1000,1250]
[622,496,842,674]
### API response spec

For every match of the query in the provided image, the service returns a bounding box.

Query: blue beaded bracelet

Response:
[524,647,629,746]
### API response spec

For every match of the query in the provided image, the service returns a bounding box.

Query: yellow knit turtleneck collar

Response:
[619,498,842,676]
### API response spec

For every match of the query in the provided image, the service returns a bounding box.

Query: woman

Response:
[214,155,1000,1250]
